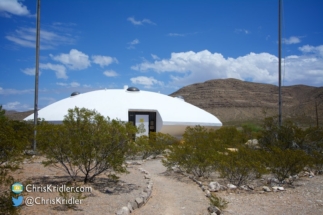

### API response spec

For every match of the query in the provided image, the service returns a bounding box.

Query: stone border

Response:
[115,164,153,215]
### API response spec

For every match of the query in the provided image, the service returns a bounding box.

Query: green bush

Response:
[0,105,5,120]
[0,117,33,167]
[163,125,219,177]
[217,146,267,186]
[213,126,246,148]
[302,127,323,173]
[259,117,306,150]
[37,107,137,183]
[209,193,229,210]
[0,168,21,215]
[0,115,31,215]
[241,122,262,140]
[265,147,311,183]
[135,132,177,159]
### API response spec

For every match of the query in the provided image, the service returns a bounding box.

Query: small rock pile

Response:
[189,176,291,215]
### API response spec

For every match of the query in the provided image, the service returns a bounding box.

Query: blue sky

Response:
[0,0,322,111]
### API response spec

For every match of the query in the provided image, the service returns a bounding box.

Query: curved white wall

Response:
[25,89,222,136]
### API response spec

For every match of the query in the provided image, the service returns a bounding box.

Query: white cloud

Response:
[103,70,118,77]
[92,55,118,67]
[40,97,56,105]
[6,27,75,49]
[127,39,140,49]
[50,49,90,70]
[83,84,91,88]
[299,45,323,56]
[56,82,80,87]
[235,29,250,34]
[70,82,80,87]
[130,76,164,88]
[21,67,42,76]
[151,54,160,60]
[3,101,31,111]
[282,36,301,44]
[127,17,156,25]
[40,63,67,79]
[0,87,33,95]
[131,47,323,87]
[3,101,19,109]
[129,39,139,45]
[0,0,30,17]
[168,33,185,37]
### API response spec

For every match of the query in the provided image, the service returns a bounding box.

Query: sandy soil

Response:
[9,156,323,215]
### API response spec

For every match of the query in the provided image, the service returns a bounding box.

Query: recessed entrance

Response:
[128,111,156,137]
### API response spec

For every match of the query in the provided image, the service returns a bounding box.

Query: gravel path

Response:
[132,159,209,215]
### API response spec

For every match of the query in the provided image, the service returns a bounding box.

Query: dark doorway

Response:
[128,111,156,136]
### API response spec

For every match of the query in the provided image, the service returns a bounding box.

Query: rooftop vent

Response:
[71,92,80,96]
[126,86,140,92]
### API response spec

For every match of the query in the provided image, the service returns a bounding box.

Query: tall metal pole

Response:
[33,0,41,152]
[278,0,282,127]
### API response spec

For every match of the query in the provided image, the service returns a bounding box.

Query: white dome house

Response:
[25,87,222,137]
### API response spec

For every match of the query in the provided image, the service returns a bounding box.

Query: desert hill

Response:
[4,110,34,121]
[170,78,323,126]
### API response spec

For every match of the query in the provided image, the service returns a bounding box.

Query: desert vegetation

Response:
[0,105,33,215]
[1,105,323,214]
[163,117,323,186]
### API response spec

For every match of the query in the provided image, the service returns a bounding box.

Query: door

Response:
[135,114,149,137]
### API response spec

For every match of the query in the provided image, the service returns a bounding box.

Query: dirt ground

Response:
[9,156,323,215]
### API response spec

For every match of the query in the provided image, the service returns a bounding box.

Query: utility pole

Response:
[278,0,282,127]
[33,0,41,152]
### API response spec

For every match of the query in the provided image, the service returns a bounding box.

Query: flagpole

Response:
[278,0,282,127]
[33,0,41,152]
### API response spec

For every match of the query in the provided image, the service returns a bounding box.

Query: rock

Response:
[245,139,259,147]
[208,205,221,214]
[240,185,250,191]
[247,185,254,190]
[140,192,149,202]
[201,185,207,191]
[131,200,138,210]
[272,186,284,191]
[146,155,155,160]
[227,184,237,189]
[144,174,151,179]
[310,171,315,177]
[196,181,202,186]
[284,178,291,184]
[267,177,280,184]
[291,174,299,180]
[205,190,211,197]
[133,161,143,165]
[303,171,310,177]
[127,202,133,213]
[155,154,164,159]
[209,182,222,192]
[135,197,144,208]
[116,206,130,215]
[262,186,271,192]
[24,150,36,156]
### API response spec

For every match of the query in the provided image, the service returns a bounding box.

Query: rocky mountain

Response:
[170,78,323,126]
[5,110,34,121]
